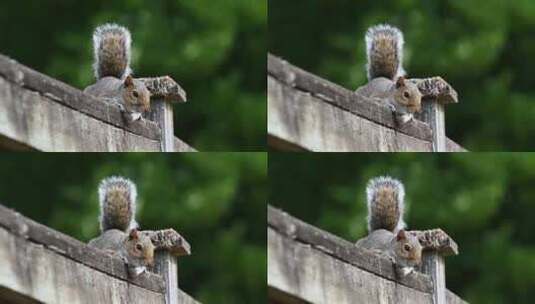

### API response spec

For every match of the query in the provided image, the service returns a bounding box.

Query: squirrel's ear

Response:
[396,229,407,241]
[395,76,406,88]
[128,229,139,240]
[124,75,134,88]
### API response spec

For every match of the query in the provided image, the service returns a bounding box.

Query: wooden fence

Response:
[0,54,194,152]
[268,206,467,304]
[268,54,466,152]
[0,203,198,304]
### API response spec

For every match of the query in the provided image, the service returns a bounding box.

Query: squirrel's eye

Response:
[403,244,411,251]
[136,244,143,251]
[403,91,410,99]
[133,91,139,98]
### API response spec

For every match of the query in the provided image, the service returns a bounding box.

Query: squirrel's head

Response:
[125,229,155,269]
[391,230,422,268]
[393,76,422,113]
[122,75,151,120]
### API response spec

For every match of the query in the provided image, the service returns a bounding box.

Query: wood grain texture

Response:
[268,54,466,152]
[0,77,161,151]
[0,54,161,141]
[422,253,446,304]
[446,290,468,304]
[149,99,175,151]
[174,137,197,152]
[138,76,187,104]
[268,54,433,142]
[0,203,200,304]
[0,54,195,152]
[0,226,165,304]
[411,229,459,256]
[154,252,179,304]
[143,229,191,257]
[269,228,433,304]
[268,206,433,293]
[268,206,468,304]
[268,76,433,152]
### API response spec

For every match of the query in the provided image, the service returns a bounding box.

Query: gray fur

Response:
[365,24,405,80]
[365,176,406,233]
[92,23,132,80]
[98,176,138,232]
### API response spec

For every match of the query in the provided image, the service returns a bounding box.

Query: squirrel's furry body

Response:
[356,24,422,124]
[88,176,154,277]
[83,23,150,122]
[355,176,422,275]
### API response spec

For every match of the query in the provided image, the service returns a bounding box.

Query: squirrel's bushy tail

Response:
[98,176,138,232]
[365,24,405,81]
[365,176,406,233]
[92,23,132,80]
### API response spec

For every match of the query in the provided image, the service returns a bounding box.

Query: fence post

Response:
[422,252,446,304]
[154,251,179,304]
[419,99,445,152]
[150,99,175,152]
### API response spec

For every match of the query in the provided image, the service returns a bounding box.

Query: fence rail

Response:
[0,203,198,304]
[268,54,465,152]
[267,206,467,304]
[0,54,194,152]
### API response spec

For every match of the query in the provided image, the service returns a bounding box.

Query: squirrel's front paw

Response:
[396,113,413,125]
[129,112,142,121]
[127,265,147,277]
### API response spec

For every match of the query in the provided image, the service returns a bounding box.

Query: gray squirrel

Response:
[355,24,422,124]
[88,176,154,277]
[83,23,150,122]
[355,176,422,276]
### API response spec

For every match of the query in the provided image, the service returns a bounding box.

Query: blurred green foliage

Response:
[0,153,267,303]
[0,0,266,151]
[269,153,535,304]
[269,0,535,151]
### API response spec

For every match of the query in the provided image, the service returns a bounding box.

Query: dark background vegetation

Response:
[269,0,535,151]
[0,153,267,303]
[269,153,535,304]
[0,0,266,151]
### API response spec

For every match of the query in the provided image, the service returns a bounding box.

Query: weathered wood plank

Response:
[174,137,197,152]
[422,253,446,304]
[138,76,187,104]
[177,289,200,304]
[418,100,446,151]
[0,226,165,304]
[154,252,178,304]
[411,229,459,256]
[446,290,468,304]
[268,206,433,293]
[0,77,160,151]
[446,138,467,152]
[143,229,191,257]
[268,54,433,142]
[0,204,164,293]
[268,228,433,304]
[268,76,432,152]
[149,99,175,151]
[411,77,458,104]
[0,54,161,141]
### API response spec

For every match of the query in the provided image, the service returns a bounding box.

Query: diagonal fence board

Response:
[268,206,468,304]
[0,54,195,152]
[0,77,161,151]
[268,76,433,152]
[268,54,465,152]
[269,228,433,304]
[268,54,432,141]
[0,204,199,304]
[0,226,164,304]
